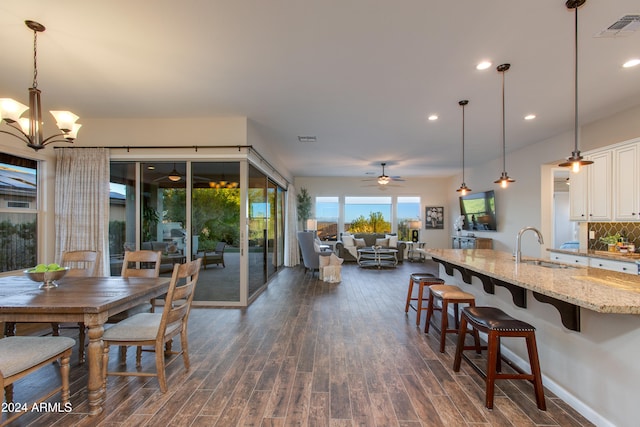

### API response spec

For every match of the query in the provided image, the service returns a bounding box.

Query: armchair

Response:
[197,242,226,269]
[297,231,332,276]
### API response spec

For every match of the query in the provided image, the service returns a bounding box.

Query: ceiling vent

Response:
[595,14,640,37]
[297,136,317,143]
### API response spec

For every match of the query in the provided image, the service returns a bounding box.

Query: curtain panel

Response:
[55,148,110,276]
[284,183,300,267]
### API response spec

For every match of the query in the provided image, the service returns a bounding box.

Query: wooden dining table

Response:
[0,274,171,416]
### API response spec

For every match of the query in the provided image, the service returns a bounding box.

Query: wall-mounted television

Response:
[459,190,497,231]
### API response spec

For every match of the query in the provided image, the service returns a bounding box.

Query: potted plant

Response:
[599,233,621,252]
[297,187,312,228]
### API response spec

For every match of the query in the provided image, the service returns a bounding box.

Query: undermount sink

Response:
[522,259,577,269]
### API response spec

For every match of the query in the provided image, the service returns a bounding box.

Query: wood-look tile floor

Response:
[5,260,595,426]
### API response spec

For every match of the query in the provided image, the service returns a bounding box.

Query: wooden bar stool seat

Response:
[453,306,546,410]
[424,284,479,353]
[404,273,445,326]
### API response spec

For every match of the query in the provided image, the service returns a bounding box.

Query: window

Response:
[344,196,391,234]
[397,196,421,241]
[0,153,38,272]
[315,197,339,240]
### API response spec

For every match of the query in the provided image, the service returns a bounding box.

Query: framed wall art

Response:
[425,206,444,229]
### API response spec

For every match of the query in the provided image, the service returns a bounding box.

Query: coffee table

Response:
[357,247,398,268]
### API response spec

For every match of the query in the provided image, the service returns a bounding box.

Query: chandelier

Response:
[0,20,81,151]
[209,176,238,188]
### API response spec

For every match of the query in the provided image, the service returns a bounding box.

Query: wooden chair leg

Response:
[416,282,425,326]
[485,331,499,409]
[526,334,547,410]
[439,300,449,353]
[424,290,436,334]
[453,315,468,372]
[405,277,414,313]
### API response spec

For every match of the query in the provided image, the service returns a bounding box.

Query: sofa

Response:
[335,233,406,262]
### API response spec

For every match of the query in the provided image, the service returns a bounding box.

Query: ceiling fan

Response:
[364,162,405,186]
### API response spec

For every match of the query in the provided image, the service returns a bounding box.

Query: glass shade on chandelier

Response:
[456,100,471,196]
[494,63,515,188]
[558,0,592,173]
[0,21,81,151]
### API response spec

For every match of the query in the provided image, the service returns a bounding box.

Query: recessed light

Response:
[427,115,438,121]
[476,61,492,70]
[623,58,640,68]
[524,114,536,120]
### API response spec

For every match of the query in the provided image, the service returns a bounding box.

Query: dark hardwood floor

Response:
[4,260,594,426]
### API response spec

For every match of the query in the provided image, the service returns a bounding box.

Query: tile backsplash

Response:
[588,222,640,250]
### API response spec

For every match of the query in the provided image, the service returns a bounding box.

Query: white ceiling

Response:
[1,1,639,179]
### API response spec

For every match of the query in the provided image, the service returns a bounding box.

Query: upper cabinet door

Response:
[614,143,639,221]
[587,150,612,221]
[569,167,588,221]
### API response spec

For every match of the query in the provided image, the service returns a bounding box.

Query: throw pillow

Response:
[375,238,389,247]
[342,235,355,247]
[385,234,398,248]
[355,238,366,248]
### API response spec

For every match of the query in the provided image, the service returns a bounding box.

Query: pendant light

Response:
[456,100,471,195]
[558,0,592,173]
[494,63,515,188]
[168,163,182,182]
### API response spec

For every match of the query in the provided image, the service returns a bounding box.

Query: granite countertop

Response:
[424,249,640,314]
[548,248,640,263]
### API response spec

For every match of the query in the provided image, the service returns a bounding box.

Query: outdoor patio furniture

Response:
[198,242,226,269]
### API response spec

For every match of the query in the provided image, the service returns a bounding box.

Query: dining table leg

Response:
[86,322,105,416]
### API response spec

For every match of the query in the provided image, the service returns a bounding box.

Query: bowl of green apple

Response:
[24,263,68,289]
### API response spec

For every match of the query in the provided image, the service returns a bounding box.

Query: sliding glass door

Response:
[109,159,283,306]
[191,162,240,302]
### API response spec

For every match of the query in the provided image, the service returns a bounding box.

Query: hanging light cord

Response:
[501,67,506,174]
[461,101,467,182]
[572,4,579,153]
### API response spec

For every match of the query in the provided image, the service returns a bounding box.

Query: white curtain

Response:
[284,183,300,267]
[55,148,110,276]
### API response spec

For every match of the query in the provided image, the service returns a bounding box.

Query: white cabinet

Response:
[568,167,588,221]
[613,143,639,221]
[589,258,635,275]
[549,252,589,266]
[587,150,612,221]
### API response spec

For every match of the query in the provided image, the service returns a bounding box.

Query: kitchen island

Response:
[424,248,640,427]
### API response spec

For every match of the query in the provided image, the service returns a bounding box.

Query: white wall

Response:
[442,105,640,427]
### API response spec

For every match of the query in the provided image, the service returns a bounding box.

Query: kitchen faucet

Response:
[515,226,544,263]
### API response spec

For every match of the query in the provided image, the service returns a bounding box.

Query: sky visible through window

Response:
[316,197,420,222]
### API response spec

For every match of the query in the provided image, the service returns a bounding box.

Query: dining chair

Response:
[102,258,201,393]
[0,336,74,426]
[108,250,163,359]
[61,250,99,277]
[50,250,100,364]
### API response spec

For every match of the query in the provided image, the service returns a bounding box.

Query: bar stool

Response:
[453,306,546,410]
[424,284,478,353]
[404,273,445,326]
